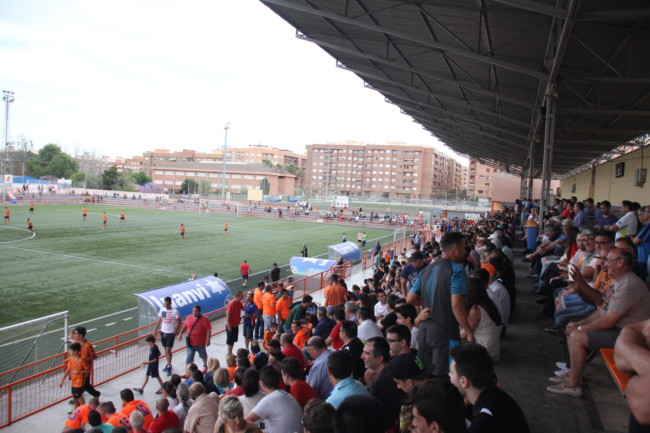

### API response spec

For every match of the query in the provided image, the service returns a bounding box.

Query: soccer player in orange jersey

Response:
[180,224,185,240]
[102,212,107,228]
[59,342,89,408]
[4,207,9,224]
[27,218,33,233]
[120,211,126,223]
[83,207,88,221]
[224,221,229,236]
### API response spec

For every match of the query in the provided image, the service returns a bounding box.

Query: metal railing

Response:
[0,263,351,427]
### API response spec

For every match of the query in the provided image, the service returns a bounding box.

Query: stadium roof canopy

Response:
[260,0,650,178]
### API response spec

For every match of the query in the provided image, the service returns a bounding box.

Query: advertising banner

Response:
[328,241,361,263]
[290,257,336,276]
[135,276,232,318]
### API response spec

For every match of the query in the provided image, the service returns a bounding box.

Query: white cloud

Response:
[0,0,466,164]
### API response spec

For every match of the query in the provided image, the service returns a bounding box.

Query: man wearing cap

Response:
[389,353,431,395]
[407,232,474,376]
[326,350,369,409]
[482,260,511,330]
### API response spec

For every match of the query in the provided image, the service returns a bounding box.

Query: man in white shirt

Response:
[246,366,302,433]
[374,290,390,321]
[357,307,383,343]
[607,200,638,240]
[153,296,181,376]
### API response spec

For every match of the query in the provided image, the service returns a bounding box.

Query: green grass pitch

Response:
[0,204,394,327]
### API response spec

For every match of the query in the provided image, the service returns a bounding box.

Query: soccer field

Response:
[0,204,395,328]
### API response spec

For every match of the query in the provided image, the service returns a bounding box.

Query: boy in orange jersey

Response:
[4,207,9,224]
[291,321,311,349]
[101,212,107,228]
[263,321,279,351]
[100,401,131,431]
[120,210,126,223]
[29,201,34,214]
[63,397,99,433]
[224,221,229,235]
[82,207,88,221]
[70,326,101,399]
[180,223,185,240]
[59,343,89,408]
[119,388,154,430]
[27,218,33,233]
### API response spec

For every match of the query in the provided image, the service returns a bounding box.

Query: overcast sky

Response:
[1,0,466,164]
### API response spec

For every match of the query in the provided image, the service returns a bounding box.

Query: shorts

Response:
[120,217,125,221]
[587,328,621,351]
[242,274,249,280]
[160,332,175,348]
[181,232,185,236]
[185,345,208,364]
[243,323,253,339]
[146,363,159,378]
[83,214,87,217]
[226,326,239,345]
[71,386,83,399]
[28,225,33,230]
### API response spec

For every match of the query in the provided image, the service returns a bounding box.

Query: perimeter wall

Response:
[560,146,649,203]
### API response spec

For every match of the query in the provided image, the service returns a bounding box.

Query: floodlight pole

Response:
[2,90,15,203]
[221,122,230,200]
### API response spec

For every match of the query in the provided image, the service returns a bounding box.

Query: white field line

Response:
[0,244,191,276]
[0,226,36,244]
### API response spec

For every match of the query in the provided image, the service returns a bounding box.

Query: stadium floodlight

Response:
[222,122,230,200]
[2,90,15,203]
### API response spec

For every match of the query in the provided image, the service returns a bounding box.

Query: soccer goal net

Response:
[0,311,69,385]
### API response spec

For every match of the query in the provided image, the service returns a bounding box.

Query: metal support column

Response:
[527,139,535,200]
[539,85,557,226]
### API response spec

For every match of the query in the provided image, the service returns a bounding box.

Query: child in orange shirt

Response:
[59,342,89,408]
[263,322,279,351]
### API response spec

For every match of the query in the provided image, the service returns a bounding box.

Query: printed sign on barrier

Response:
[135,276,232,318]
[290,257,336,276]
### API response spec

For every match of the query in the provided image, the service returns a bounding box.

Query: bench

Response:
[600,348,631,394]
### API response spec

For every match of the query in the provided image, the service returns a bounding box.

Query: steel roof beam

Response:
[557,108,650,116]
[491,0,567,18]
[299,34,534,109]
[555,140,640,146]
[261,0,549,80]
[345,65,532,128]
[379,90,530,141]
[403,107,529,150]
[578,9,650,22]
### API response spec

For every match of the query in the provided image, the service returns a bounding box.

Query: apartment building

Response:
[305,142,465,199]
[150,162,296,195]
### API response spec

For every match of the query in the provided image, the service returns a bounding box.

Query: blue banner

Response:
[135,276,232,318]
[290,257,336,276]
[328,241,361,263]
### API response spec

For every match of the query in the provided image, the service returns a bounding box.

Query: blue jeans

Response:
[254,317,264,340]
[185,345,207,365]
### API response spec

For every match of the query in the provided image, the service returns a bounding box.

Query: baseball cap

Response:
[389,353,431,381]
[326,306,336,314]
[481,263,496,277]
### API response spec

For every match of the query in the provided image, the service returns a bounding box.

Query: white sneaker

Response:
[554,367,569,376]
[555,362,567,369]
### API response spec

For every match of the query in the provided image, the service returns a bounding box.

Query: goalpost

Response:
[393,226,407,242]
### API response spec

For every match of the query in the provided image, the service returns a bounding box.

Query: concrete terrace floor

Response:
[3,246,631,433]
